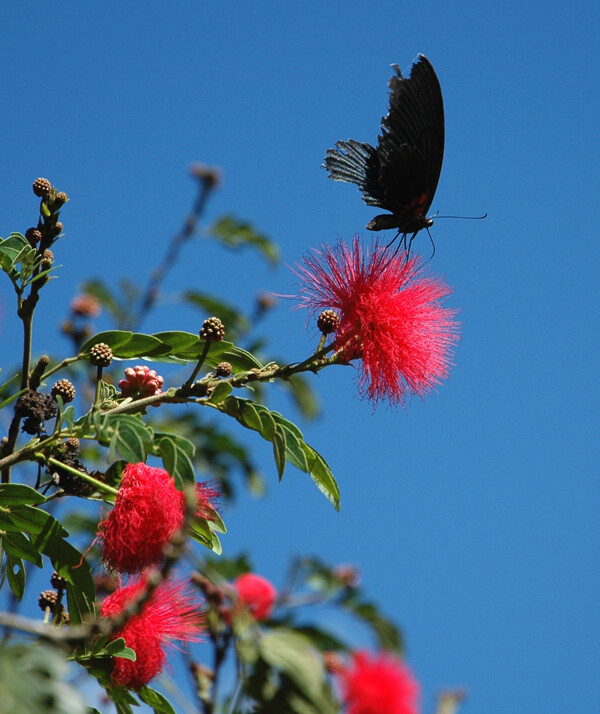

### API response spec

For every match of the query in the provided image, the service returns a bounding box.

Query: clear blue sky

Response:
[1,3,599,713]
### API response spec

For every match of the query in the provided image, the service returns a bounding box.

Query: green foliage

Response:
[208,214,280,265]
[0,181,422,714]
[0,643,86,714]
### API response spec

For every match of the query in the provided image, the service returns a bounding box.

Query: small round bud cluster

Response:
[51,379,76,403]
[200,317,225,342]
[189,163,222,189]
[15,390,57,434]
[118,365,164,399]
[64,437,80,452]
[317,309,340,335]
[38,589,58,610]
[32,177,52,198]
[41,249,54,269]
[25,227,42,246]
[70,293,101,318]
[37,588,68,624]
[54,191,68,206]
[89,342,113,367]
[216,361,232,378]
[50,571,68,590]
[53,221,63,236]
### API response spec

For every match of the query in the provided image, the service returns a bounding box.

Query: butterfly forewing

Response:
[323,54,444,237]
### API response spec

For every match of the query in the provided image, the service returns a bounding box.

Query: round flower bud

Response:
[41,249,54,269]
[38,589,58,610]
[216,361,232,377]
[50,571,68,590]
[53,221,63,236]
[189,163,221,189]
[32,177,52,198]
[51,379,76,403]
[70,293,101,318]
[118,365,164,400]
[199,317,225,342]
[25,227,42,246]
[64,437,80,452]
[54,191,68,206]
[90,342,113,367]
[317,309,340,335]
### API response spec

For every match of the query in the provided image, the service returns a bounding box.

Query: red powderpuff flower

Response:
[118,365,164,400]
[100,577,204,690]
[338,650,420,714]
[295,237,460,406]
[99,463,221,574]
[233,573,277,621]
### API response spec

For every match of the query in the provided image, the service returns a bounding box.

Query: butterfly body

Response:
[324,55,444,245]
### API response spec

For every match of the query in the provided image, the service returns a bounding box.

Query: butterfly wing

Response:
[377,55,445,223]
[323,55,444,233]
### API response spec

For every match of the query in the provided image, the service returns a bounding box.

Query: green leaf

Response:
[182,292,251,339]
[273,426,287,480]
[298,443,340,511]
[104,640,136,662]
[259,629,325,701]
[0,643,86,713]
[1,532,43,567]
[6,553,26,600]
[209,214,280,265]
[156,435,195,487]
[94,413,153,463]
[208,381,233,404]
[138,686,177,714]
[0,483,46,506]
[344,598,403,653]
[0,232,29,263]
[151,330,201,353]
[79,330,134,356]
[112,332,164,359]
[220,397,340,509]
[2,504,68,537]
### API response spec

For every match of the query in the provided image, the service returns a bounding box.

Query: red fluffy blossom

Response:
[118,365,164,400]
[233,573,277,621]
[100,577,204,690]
[338,650,420,714]
[99,463,221,573]
[295,237,460,406]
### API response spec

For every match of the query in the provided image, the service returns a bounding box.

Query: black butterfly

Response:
[324,54,444,252]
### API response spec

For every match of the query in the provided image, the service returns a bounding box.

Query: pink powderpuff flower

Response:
[99,463,221,574]
[233,573,277,621]
[100,576,204,690]
[338,650,420,714]
[118,365,164,400]
[295,237,460,407]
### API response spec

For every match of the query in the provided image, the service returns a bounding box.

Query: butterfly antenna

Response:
[435,212,488,220]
